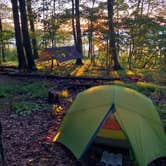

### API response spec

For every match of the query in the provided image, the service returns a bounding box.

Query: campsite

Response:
[0,0,166,166]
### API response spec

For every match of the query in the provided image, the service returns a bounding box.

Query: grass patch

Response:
[11,101,48,116]
[1,49,18,66]
[19,82,49,98]
[0,79,51,115]
[110,80,164,94]
[0,84,18,98]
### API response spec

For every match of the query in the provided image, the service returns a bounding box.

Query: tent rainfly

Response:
[53,85,166,166]
[39,46,82,63]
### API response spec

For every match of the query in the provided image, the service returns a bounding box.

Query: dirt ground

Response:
[0,75,165,166]
[0,75,77,166]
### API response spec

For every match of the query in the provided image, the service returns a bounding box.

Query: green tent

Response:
[53,85,166,166]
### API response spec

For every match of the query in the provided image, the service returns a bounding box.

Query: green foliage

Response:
[121,15,165,69]
[0,84,18,98]
[0,77,51,116]
[111,80,163,94]
[11,101,48,116]
[19,82,49,98]
[0,86,11,98]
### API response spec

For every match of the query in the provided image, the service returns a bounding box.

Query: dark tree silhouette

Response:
[74,0,83,65]
[107,0,121,70]
[11,0,26,70]
[27,0,39,59]
[0,17,5,63]
[19,0,36,71]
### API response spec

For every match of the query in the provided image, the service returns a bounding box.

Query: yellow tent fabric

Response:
[53,85,166,166]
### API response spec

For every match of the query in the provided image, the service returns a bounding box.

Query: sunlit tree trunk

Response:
[107,0,121,70]
[19,0,36,71]
[11,0,26,70]
[27,0,39,59]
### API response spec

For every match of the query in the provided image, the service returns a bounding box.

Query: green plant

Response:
[11,101,48,116]
[0,85,17,98]
[19,82,49,98]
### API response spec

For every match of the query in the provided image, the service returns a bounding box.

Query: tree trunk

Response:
[128,41,133,70]
[27,0,39,59]
[88,28,93,60]
[75,0,83,65]
[19,0,36,71]
[0,17,2,64]
[11,0,26,70]
[88,0,95,64]
[107,0,121,70]
[140,0,144,16]
[0,17,5,62]
[147,0,151,16]
[51,0,56,48]
[42,0,47,48]
[71,0,77,46]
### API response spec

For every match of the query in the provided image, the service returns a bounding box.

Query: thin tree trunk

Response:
[88,28,92,59]
[71,0,77,46]
[52,0,56,47]
[140,0,144,16]
[107,0,121,70]
[42,0,47,48]
[116,1,120,56]
[0,17,5,62]
[147,0,151,16]
[75,0,83,65]
[128,41,133,70]
[136,0,141,14]
[0,17,1,63]
[88,0,95,64]
[19,0,36,71]
[27,0,39,59]
[11,0,26,70]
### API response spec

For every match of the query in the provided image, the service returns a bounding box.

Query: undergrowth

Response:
[11,101,49,116]
[0,80,50,115]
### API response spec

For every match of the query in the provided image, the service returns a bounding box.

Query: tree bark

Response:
[140,0,144,16]
[88,0,95,64]
[71,0,77,46]
[75,0,83,65]
[27,0,39,59]
[107,0,121,70]
[51,0,56,48]
[0,17,5,62]
[11,0,26,70]
[19,0,36,71]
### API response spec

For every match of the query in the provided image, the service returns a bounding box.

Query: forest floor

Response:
[0,74,165,166]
